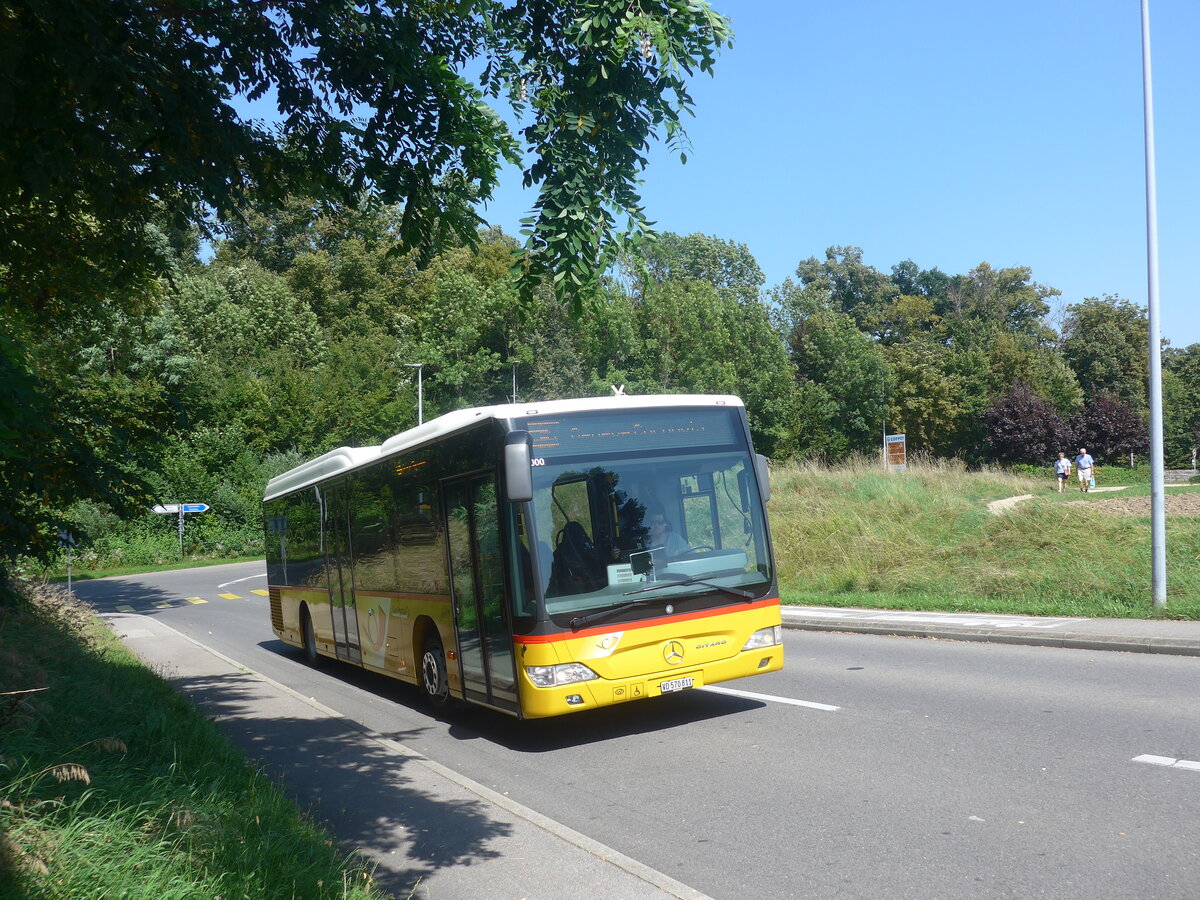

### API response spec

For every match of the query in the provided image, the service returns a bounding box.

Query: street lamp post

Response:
[405,363,424,425]
[1141,0,1166,608]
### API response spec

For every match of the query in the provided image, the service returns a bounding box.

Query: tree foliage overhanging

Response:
[0,0,732,567]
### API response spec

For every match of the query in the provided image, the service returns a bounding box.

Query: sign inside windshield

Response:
[521,408,740,456]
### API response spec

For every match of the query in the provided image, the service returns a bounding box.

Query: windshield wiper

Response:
[569,596,669,630]
[624,576,756,601]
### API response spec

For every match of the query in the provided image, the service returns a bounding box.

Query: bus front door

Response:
[443,474,518,713]
[323,482,361,664]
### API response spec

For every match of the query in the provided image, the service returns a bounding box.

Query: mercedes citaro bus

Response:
[262,394,783,719]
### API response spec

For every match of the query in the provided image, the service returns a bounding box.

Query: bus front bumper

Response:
[518,644,784,719]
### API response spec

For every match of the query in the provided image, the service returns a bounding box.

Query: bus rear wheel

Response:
[421,631,451,710]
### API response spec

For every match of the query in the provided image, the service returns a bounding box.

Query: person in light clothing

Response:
[1054,452,1071,493]
[1075,447,1095,492]
[647,512,689,558]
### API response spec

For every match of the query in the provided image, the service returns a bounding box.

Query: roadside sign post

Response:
[152,503,210,557]
[885,434,907,472]
[58,528,76,596]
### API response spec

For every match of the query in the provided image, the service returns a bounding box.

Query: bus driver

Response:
[646,511,689,559]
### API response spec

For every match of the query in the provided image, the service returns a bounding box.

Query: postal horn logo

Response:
[663,641,685,665]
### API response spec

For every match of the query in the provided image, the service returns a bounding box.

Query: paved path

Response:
[106,613,711,900]
[781,604,1200,656]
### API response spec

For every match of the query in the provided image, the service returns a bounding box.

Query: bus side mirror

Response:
[505,432,534,503]
[754,453,771,504]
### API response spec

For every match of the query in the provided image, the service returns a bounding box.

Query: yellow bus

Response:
[262,395,783,719]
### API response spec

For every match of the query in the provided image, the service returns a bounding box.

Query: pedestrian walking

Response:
[1054,452,1071,493]
[1075,447,1095,493]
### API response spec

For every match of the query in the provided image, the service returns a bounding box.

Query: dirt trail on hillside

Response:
[1071,492,1200,517]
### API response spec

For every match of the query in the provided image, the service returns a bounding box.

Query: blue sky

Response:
[478,0,1200,347]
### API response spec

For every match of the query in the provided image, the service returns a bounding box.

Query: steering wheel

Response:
[681,544,714,555]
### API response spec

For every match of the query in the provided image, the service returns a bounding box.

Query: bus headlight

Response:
[525,662,600,688]
[741,625,782,651]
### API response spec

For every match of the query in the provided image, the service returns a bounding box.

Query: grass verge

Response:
[770,457,1200,619]
[0,582,388,899]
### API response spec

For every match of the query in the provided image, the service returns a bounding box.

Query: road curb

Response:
[780,615,1200,658]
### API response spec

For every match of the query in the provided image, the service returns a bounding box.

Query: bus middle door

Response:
[442,473,518,713]
[323,481,362,665]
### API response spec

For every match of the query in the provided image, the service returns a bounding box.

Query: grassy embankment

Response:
[0,584,388,899]
[770,457,1200,619]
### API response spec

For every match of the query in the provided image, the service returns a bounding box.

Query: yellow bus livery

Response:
[262,395,783,719]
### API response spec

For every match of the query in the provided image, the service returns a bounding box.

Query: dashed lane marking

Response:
[250,589,269,596]
[153,601,173,609]
[185,597,207,604]
[117,605,134,613]
[1134,754,1200,772]
[700,685,840,711]
[218,592,243,600]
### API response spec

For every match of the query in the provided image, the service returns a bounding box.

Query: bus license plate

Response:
[659,676,694,694]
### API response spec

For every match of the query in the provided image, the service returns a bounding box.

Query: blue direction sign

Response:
[181,503,210,513]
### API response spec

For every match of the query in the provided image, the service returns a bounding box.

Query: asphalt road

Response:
[75,562,1200,899]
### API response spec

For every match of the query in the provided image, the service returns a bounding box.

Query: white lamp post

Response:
[405,363,424,425]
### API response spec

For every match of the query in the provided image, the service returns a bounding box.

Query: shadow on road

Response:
[259,639,765,752]
[161,667,510,897]
[71,579,180,614]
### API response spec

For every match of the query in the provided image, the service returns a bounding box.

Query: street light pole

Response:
[405,363,424,425]
[1140,0,1166,608]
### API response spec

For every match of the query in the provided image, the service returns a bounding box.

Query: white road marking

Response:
[1133,754,1200,771]
[700,685,840,711]
[217,573,268,588]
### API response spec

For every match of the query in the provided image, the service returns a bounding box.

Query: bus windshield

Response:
[515,408,772,627]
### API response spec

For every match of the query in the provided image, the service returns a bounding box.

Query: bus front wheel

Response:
[421,631,451,710]
[301,608,321,667]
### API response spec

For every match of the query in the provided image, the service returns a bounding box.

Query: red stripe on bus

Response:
[514,597,780,644]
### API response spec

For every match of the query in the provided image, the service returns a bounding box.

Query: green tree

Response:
[1163,345,1200,466]
[940,263,1058,339]
[173,263,326,365]
[795,246,898,337]
[634,232,765,306]
[781,290,891,455]
[1060,296,1149,410]
[985,332,1083,416]
[884,342,977,458]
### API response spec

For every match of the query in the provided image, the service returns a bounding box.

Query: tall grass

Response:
[0,583,387,899]
[768,456,1200,619]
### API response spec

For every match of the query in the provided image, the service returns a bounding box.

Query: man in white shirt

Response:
[1075,448,1095,493]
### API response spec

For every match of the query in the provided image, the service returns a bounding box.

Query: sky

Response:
[476,0,1200,346]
